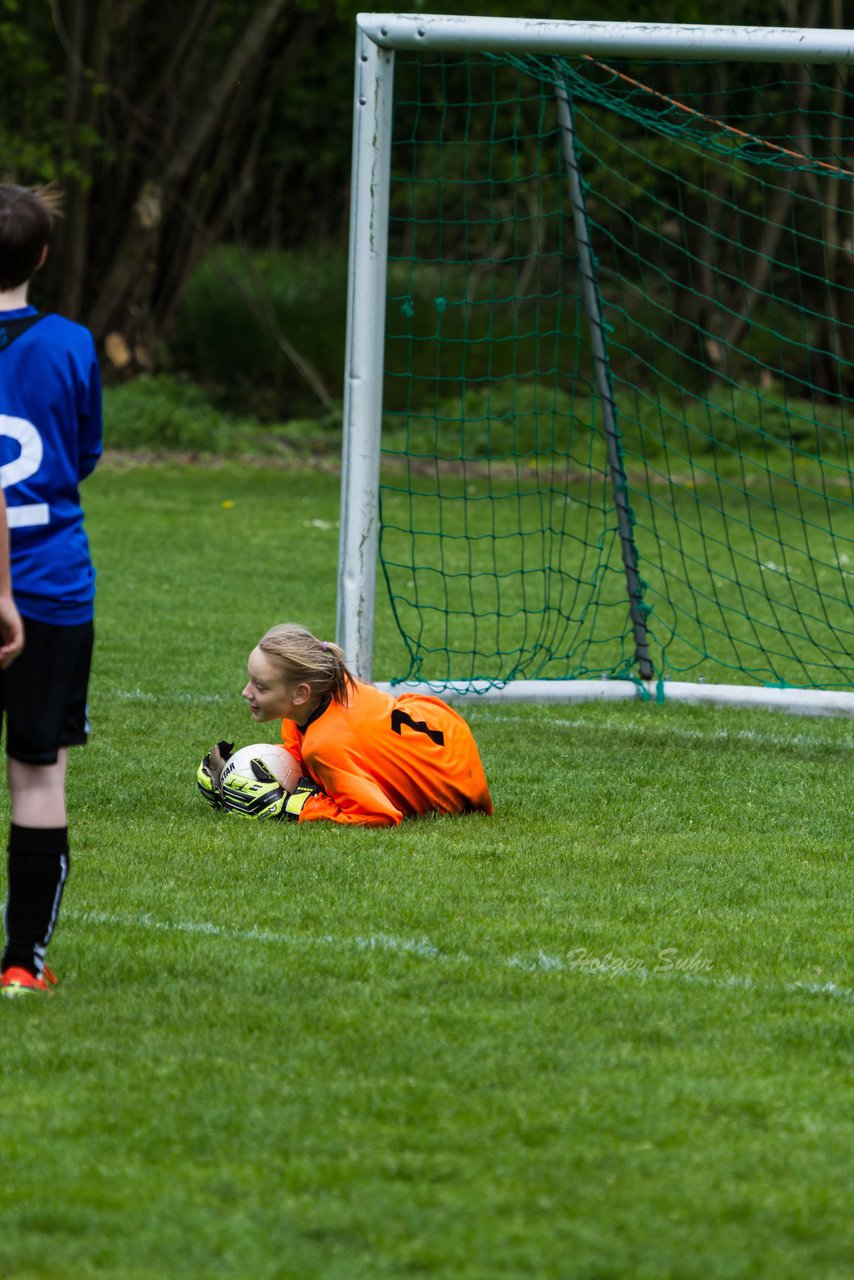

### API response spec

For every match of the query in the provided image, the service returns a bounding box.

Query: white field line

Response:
[64,908,854,1005]
[64,909,441,958]
[465,710,854,752]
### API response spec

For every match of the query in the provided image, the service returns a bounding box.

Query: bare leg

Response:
[7,751,68,827]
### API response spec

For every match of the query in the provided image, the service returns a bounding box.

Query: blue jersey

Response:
[0,306,102,625]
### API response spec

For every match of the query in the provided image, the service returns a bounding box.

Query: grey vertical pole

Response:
[556,80,654,681]
[336,29,395,680]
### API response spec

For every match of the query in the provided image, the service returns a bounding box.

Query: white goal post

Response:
[337,14,854,716]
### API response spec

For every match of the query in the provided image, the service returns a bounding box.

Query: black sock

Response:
[2,825,70,976]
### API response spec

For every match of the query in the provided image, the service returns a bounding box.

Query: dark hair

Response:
[257,623,356,705]
[0,185,60,290]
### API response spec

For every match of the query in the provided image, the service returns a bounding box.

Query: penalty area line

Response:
[63,908,854,1005]
[64,908,441,960]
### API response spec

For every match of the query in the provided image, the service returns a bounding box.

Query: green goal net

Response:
[344,23,854,697]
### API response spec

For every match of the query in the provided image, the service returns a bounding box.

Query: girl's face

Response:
[242,646,309,723]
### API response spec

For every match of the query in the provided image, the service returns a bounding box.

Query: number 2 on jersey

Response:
[0,414,49,527]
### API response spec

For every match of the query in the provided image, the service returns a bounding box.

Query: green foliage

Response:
[380,373,853,469]
[103,374,342,458]
[1,460,851,1279]
[103,376,245,453]
[167,247,349,419]
[0,0,839,371]
[103,364,852,479]
[385,381,591,461]
[0,1,66,181]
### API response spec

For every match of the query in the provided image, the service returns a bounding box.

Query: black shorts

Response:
[0,617,94,764]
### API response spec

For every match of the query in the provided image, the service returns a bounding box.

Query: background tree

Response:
[0,0,347,376]
[0,0,848,396]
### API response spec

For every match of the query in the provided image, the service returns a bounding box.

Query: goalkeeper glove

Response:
[283,778,321,821]
[220,758,291,820]
[196,740,234,810]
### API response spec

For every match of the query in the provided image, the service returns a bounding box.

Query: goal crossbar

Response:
[357,14,854,63]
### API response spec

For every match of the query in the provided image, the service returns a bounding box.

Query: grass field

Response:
[1,459,853,1279]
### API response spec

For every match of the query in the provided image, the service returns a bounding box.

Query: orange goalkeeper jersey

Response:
[279,680,493,826]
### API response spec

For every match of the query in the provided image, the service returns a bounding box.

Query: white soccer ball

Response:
[220,743,302,795]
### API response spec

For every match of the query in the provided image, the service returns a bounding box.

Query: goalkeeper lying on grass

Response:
[198,623,493,826]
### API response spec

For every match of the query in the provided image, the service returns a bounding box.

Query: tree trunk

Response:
[87,0,292,346]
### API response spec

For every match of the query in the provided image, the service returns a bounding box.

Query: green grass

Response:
[1,459,852,1279]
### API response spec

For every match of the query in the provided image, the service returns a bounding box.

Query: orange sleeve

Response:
[298,773,402,826]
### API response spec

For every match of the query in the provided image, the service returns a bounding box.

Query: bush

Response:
[166,246,348,420]
[103,374,344,458]
[383,380,601,463]
[103,376,247,453]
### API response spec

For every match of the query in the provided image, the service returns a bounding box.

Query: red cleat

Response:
[1,966,57,997]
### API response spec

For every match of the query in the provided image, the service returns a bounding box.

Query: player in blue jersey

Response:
[0,184,102,997]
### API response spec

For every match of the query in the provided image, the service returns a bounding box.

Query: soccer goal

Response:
[337,15,854,715]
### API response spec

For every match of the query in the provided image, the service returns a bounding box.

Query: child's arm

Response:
[297,771,403,826]
[0,489,23,668]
